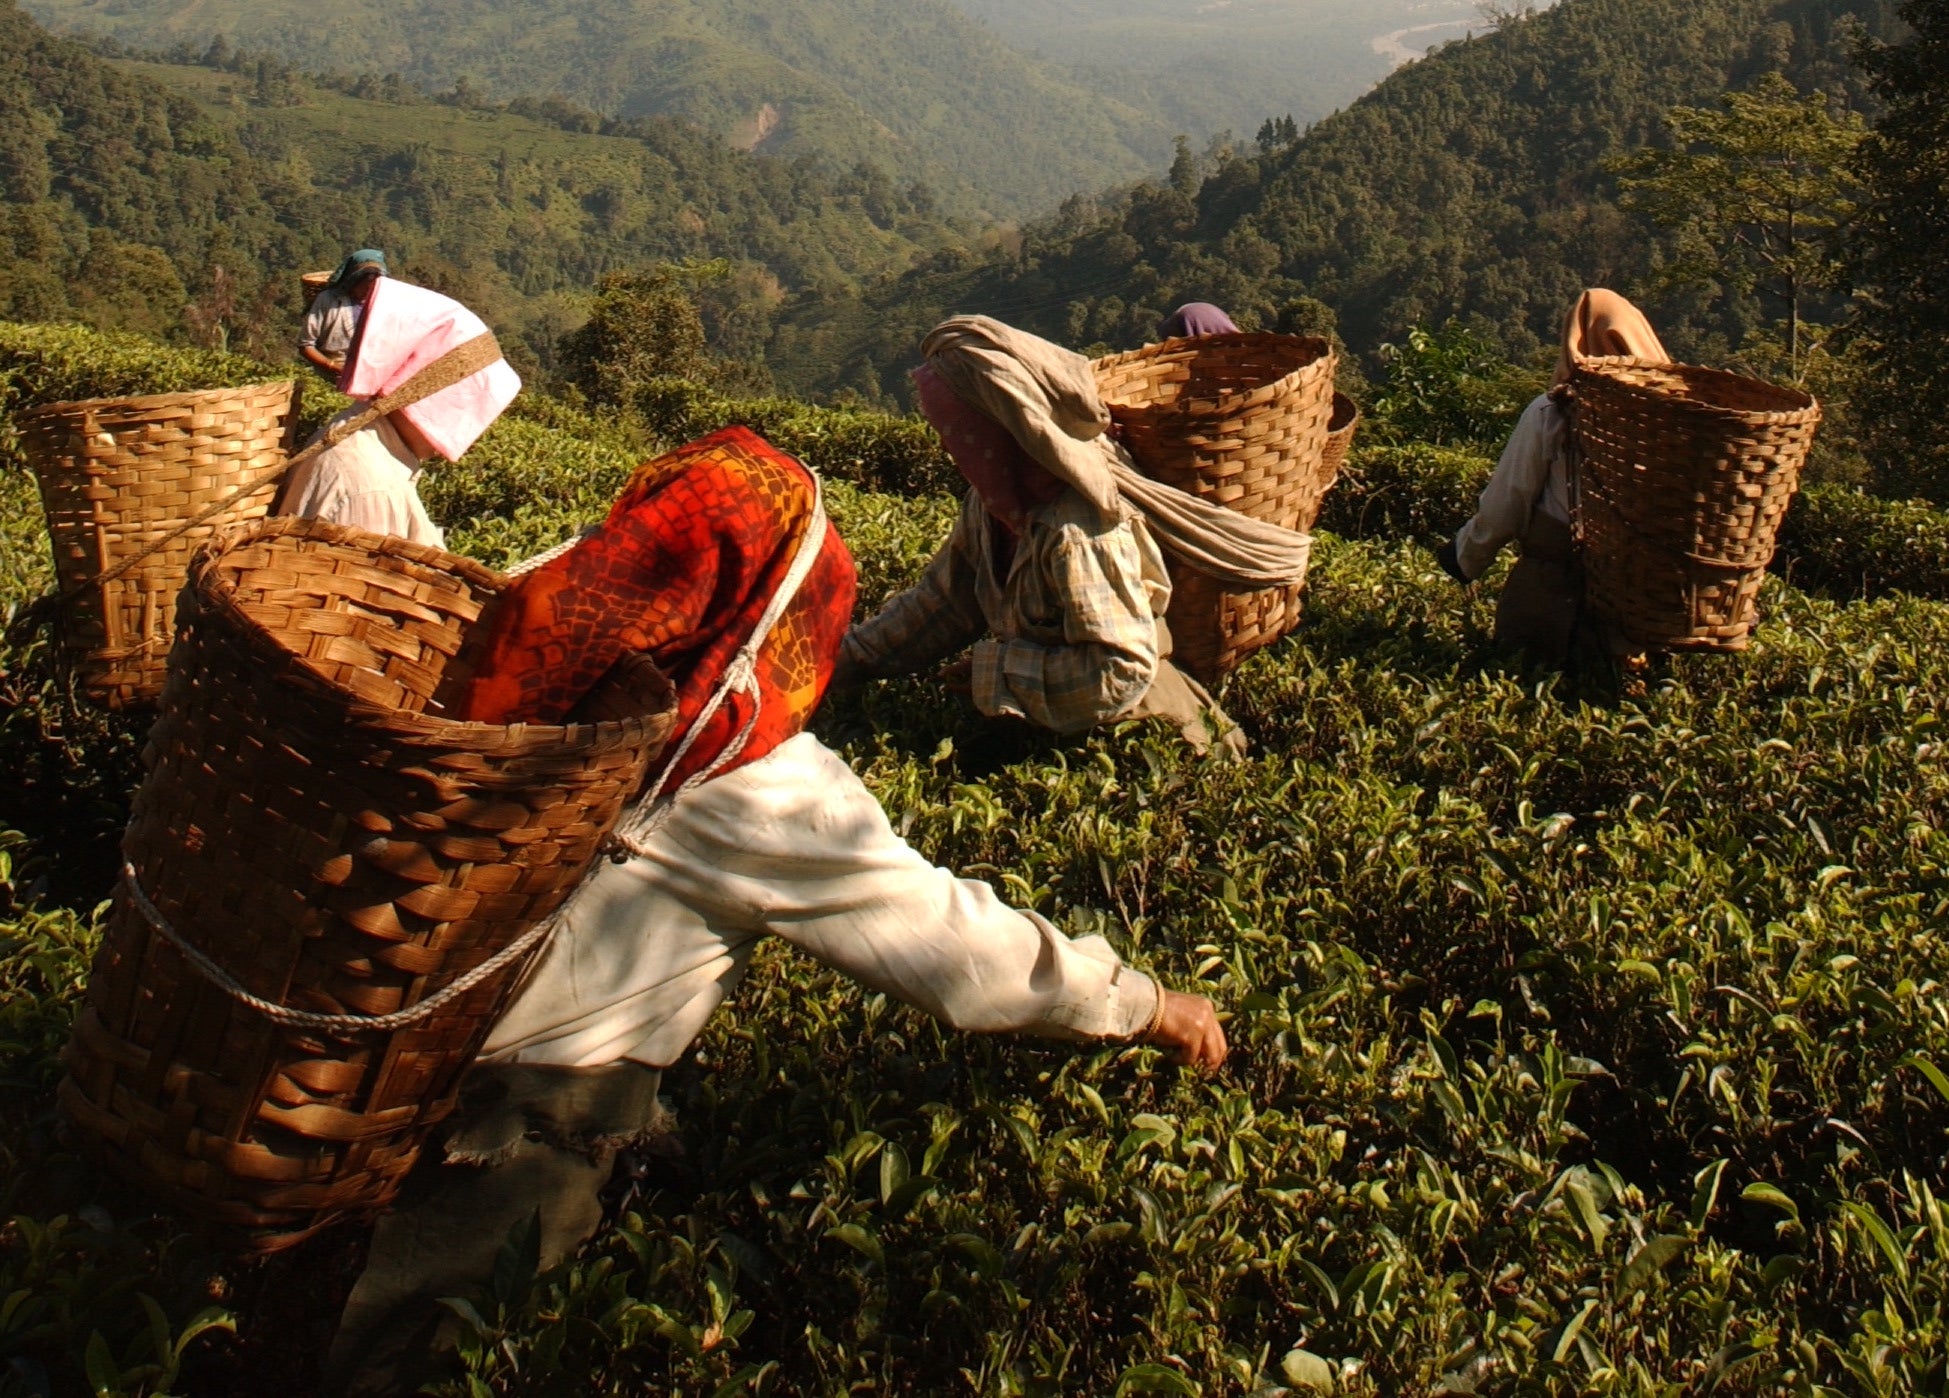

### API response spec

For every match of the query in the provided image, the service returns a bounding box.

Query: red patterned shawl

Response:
[457,427,856,789]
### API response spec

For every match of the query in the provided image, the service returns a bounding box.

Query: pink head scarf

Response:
[342,278,522,462]
[913,362,1063,531]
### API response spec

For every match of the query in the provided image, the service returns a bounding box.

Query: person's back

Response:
[1435,289,1668,663]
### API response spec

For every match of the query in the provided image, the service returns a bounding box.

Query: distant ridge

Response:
[764,0,1906,401]
[20,0,1175,215]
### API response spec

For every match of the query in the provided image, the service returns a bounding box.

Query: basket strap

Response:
[506,525,596,578]
[1560,394,1588,552]
[54,332,503,610]
[120,858,559,1034]
[611,469,828,856]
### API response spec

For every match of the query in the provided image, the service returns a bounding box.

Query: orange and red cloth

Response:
[457,427,857,790]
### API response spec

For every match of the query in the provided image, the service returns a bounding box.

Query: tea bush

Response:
[1779,484,1949,600]
[3,329,1949,1395]
[1325,447,1949,604]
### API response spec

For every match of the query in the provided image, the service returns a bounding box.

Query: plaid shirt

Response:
[844,490,1170,733]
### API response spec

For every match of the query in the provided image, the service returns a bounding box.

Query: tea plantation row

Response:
[0,324,1946,1395]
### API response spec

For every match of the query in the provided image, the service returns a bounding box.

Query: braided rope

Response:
[507,529,588,578]
[121,861,562,1033]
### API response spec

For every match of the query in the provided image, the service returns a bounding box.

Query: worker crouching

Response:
[842,317,1311,754]
[323,426,1226,1396]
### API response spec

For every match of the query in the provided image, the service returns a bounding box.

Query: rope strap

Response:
[507,526,593,578]
[612,474,828,854]
[121,860,558,1034]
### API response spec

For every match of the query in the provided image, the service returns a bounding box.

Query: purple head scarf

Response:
[1157,302,1239,340]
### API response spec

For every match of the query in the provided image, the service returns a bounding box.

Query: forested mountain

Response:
[945,0,1485,141]
[768,0,1905,402]
[0,3,971,372]
[21,0,1173,216]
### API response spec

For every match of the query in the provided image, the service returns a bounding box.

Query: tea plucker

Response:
[324,425,1228,1396]
[277,275,520,547]
[838,316,1314,755]
[1435,289,1671,661]
[297,249,385,379]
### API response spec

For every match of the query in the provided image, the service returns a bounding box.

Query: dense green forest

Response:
[0,1,978,376]
[765,0,1905,401]
[21,0,1172,216]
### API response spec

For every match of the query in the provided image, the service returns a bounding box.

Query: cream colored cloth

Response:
[275,406,444,547]
[481,732,1160,1067]
[1553,288,1671,387]
[920,316,1313,590]
[1452,394,1571,581]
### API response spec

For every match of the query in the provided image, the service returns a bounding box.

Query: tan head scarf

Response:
[1554,289,1670,387]
[919,315,1313,589]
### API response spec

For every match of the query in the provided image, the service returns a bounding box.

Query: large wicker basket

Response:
[1304,392,1361,532]
[1094,333,1337,684]
[1571,358,1820,652]
[59,518,678,1251]
[19,381,298,710]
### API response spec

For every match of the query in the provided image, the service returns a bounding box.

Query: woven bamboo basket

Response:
[1571,357,1820,652]
[300,270,333,305]
[1094,333,1337,683]
[59,518,678,1251]
[1304,392,1361,532]
[19,381,298,710]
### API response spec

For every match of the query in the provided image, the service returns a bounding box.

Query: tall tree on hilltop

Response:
[1851,0,1949,501]
[1612,73,1865,378]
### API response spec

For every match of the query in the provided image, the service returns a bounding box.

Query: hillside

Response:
[945,0,1488,141]
[22,0,1173,216]
[767,0,1905,401]
[0,3,974,372]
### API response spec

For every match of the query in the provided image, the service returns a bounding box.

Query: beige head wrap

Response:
[919,315,1312,590]
[1554,289,1670,387]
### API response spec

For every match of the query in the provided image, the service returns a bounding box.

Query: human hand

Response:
[936,655,974,695]
[1145,990,1228,1070]
[828,651,865,695]
[1435,538,1470,585]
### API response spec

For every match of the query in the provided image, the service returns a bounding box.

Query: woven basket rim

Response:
[1095,332,1335,417]
[192,516,676,748]
[1571,356,1819,424]
[1327,391,1360,434]
[19,378,299,424]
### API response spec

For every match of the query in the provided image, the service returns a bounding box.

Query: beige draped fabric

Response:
[920,316,1313,591]
[1553,289,1671,387]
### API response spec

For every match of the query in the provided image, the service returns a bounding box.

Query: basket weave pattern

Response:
[1093,334,1338,683]
[60,518,677,1249]
[20,381,297,709]
[1572,358,1819,651]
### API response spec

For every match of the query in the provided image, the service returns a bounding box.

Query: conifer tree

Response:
[1851,0,1949,500]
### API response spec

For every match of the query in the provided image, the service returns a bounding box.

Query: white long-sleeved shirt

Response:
[298,285,362,357]
[1452,394,1571,581]
[481,731,1159,1068]
[276,407,445,547]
